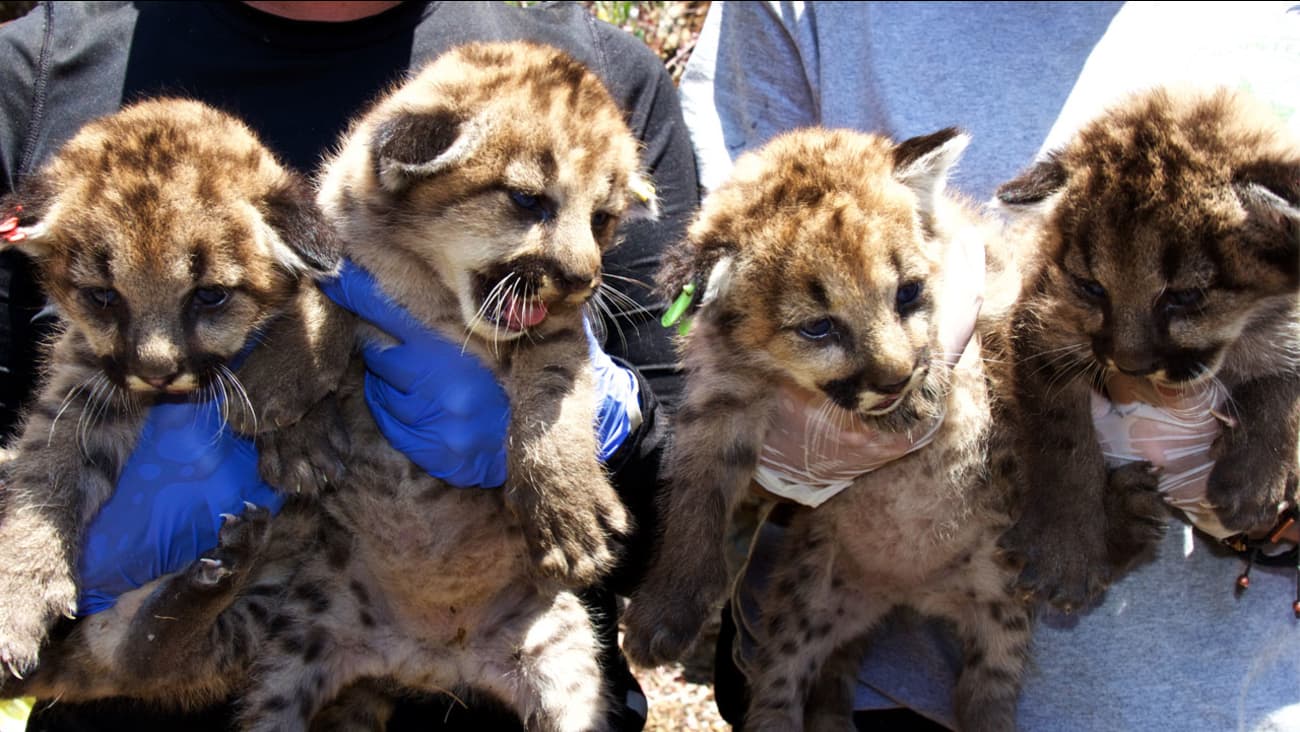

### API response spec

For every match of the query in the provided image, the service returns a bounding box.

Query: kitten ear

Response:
[262,174,341,275]
[623,171,660,222]
[655,235,737,309]
[370,108,487,193]
[0,188,54,259]
[1233,166,1300,285]
[892,127,970,220]
[996,156,1068,207]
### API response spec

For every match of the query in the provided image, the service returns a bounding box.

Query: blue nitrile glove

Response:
[77,400,284,615]
[586,316,641,462]
[318,260,641,488]
[319,259,510,488]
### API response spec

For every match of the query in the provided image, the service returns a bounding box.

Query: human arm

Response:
[678,1,819,192]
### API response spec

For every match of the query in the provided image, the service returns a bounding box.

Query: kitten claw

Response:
[220,513,238,525]
[1210,408,1238,429]
[4,660,23,680]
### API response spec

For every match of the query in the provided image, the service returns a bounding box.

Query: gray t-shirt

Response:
[679,2,1300,730]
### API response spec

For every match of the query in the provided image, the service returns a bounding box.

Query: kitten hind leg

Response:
[472,591,608,732]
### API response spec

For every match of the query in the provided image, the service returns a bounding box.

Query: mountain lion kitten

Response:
[236,42,656,731]
[623,128,1032,731]
[0,98,348,695]
[996,87,1300,609]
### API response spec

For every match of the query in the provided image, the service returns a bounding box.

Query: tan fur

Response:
[623,128,1032,731]
[237,42,655,731]
[996,87,1300,609]
[0,99,350,697]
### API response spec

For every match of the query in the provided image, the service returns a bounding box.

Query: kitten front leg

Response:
[0,352,134,677]
[235,292,355,498]
[1002,340,1112,610]
[504,333,630,587]
[622,355,770,667]
[257,396,350,497]
[1208,373,1300,532]
[229,289,355,437]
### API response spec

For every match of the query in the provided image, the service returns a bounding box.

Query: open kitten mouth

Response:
[863,392,905,416]
[489,291,549,332]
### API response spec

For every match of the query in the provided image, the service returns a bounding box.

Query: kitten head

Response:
[998,87,1300,386]
[659,127,973,431]
[318,41,657,343]
[1,98,338,396]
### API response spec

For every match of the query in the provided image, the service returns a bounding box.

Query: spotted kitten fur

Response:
[0,98,349,699]
[236,42,656,731]
[624,128,1033,731]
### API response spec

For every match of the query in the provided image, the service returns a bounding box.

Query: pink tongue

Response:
[502,293,548,330]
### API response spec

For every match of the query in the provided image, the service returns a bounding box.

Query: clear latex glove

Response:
[753,229,985,507]
[77,400,284,615]
[1091,374,1234,538]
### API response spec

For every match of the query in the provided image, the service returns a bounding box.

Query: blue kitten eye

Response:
[192,286,229,309]
[508,190,554,222]
[1073,275,1107,300]
[896,281,923,312]
[83,287,119,308]
[798,317,835,340]
[509,190,539,209]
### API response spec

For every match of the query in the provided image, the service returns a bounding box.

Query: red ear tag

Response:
[1,220,26,243]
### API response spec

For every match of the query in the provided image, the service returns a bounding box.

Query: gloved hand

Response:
[1091,374,1230,538]
[752,228,985,507]
[318,259,640,488]
[77,400,283,615]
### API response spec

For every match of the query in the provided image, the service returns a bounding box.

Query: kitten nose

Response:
[1111,353,1157,377]
[142,373,178,389]
[544,268,600,302]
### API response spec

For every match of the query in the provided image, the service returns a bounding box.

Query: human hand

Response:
[77,401,284,615]
[1092,375,1228,537]
[318,260,641,488]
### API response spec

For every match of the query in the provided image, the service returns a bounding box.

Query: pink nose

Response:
[142,373,177,389]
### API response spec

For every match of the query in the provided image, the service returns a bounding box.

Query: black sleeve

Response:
[0,2,136,440]
[0,4,51,440]
[584,17,699,411]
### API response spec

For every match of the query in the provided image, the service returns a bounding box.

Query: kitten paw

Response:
[0,568,77,678]
[621,591,709,667]
[257,399,349,497]
[1103,461,1167,570]
[999,512,1110,612]
[516,482,631,588]
[188,503,273,590]
[1208,443,1290,533]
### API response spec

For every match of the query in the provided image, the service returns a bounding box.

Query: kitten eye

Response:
[591,211,611,230]
[82,287,120,308]
[896,281,923,314]
[1073,275,1107,301]
[1161,288,1204,313]
[508,190,553,222]
[798,317,836,341]
[192,286,230,309]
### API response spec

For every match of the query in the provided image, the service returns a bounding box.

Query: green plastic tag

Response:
[660,282,695,335]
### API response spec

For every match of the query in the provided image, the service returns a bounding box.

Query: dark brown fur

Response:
[996,87,1300,609]
[0,99,350,694]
